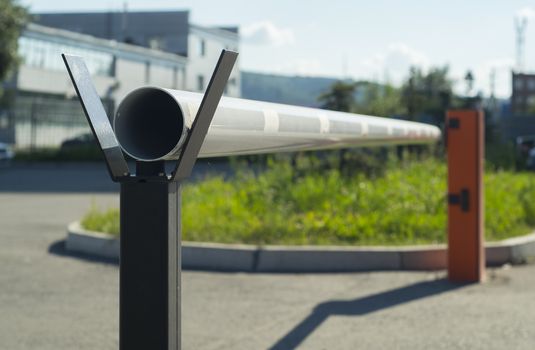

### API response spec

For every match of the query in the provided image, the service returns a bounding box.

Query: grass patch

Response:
[81,205,120,237]
[81,158,535,245]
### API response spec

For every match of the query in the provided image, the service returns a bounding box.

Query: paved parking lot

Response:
[1,164,535,349]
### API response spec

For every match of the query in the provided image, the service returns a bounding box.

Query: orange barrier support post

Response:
[446,110,485,283]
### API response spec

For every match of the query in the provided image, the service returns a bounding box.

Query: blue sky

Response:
[21,0,535,97]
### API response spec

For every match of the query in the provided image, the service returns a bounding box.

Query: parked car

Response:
[58,133,104,161]
[528,147,535,170]
[0,142,14,164]
[60,133,98,151]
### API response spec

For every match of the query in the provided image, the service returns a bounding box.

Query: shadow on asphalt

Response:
[0,163,118,193]
[0,160,234,193]
[48,239,119,265]
[269,279,468,350]
[49,239,470,349]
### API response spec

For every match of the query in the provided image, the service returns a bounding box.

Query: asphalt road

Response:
[1,164,535,349]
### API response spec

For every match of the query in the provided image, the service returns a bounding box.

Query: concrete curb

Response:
[66,222,119,259]
[66,222,535,272]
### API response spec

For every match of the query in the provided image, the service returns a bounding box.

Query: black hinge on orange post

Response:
[448,188,469,212]
[444,117,460,148]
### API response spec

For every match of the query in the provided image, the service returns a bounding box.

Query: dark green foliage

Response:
[353,82,406,117]
[0,0,28,84]
[401,66,458,123]
[317,80,356,112]
[485,140,520,171]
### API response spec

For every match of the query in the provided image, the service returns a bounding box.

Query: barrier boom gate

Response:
[63,49,440,350]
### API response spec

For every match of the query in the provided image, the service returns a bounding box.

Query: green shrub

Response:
[81,205,119,236]
[81,159,535,245]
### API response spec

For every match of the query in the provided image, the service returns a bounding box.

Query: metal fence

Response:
[8,95,113,151]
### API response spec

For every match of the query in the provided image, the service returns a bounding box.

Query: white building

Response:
[187,24,240,96]
[34,11,240,97]
[2,11,240,148]
[18,23,189,104]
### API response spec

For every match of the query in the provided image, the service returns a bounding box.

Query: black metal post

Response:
[63,50,237,350]
[120,163,180,350]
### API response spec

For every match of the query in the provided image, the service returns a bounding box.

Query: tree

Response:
[316,80,399,176]
[353,82,406,117]
[401,66,455,124]
[316,81,356,172]
[0,0,28,92]
[317,80,356,112]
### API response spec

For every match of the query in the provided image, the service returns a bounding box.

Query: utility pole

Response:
[515,16,528,72]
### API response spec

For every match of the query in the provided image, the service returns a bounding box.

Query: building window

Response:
[110,56,117,77]
[172,67,178,89]
[149,38,158,50]
[18,36,114,76]
[515,78,524,91]
[198,39,206,57]
[197,75,204,91]
[0,111,9,129]
[145,61,150,83]
[529,79,535,91]
[149,36,164,50]
[528,96,535,109]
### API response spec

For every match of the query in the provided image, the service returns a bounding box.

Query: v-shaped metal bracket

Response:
[62,54,130,181]
[62,50,238,183]
[171,50,237,181]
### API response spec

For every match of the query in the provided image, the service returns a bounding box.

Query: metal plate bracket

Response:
[62,54,130,181]
[171,50,238,181]
[63,50,237,183]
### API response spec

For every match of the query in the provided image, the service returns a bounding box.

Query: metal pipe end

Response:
[114,87,187,161]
